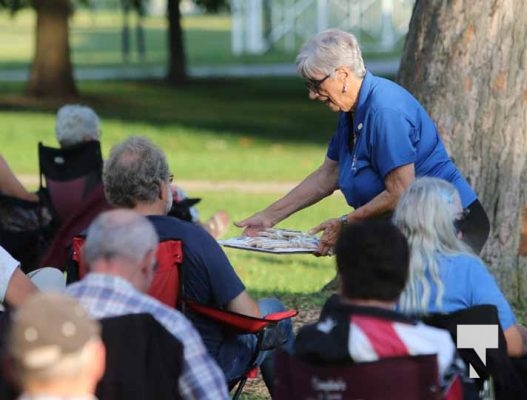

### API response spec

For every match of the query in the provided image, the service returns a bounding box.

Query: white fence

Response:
[231,0,414,55]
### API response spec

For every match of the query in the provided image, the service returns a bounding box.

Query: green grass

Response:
[0,77,345,309]
[0,77,337,182]
[0,9,402,71]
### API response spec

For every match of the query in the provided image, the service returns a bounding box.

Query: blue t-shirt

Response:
[327,71,477,208]
[403,253,516,330]
[147,215,245,355]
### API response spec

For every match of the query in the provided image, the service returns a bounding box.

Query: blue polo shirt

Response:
[398,253,516,330]
[327,71,477,208]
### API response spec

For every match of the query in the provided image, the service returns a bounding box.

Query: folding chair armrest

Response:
[185,300,270,334]
[264,309,298,321]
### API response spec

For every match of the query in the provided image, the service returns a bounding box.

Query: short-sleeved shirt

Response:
[423,253,516,330]
[0,245,19,303]
[147,215,245,355]
[66,273,229,399]
[296,295,464,387]
[327,71,477,209]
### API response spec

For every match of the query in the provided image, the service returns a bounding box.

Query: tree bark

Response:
[397,0,527,304]
[27,0,77,97]
[167,0,187,84]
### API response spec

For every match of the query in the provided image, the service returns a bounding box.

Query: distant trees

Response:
[0,0,228,97]
[28,0,77,97]
[1,0,78,97]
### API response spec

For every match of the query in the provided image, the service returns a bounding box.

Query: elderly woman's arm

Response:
[347,163,415,222]
[235,157,339,232]
[311,163,415,255]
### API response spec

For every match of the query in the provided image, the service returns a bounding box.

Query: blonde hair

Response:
[393,177,474,313]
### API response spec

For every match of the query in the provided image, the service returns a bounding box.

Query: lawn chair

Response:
[0,312,184,400]
[0,193,53,272]
[69,235,297,399]
[274,349,463,400]
[97,313,183,400]
[421,305,527,400]
[38,141,104,227]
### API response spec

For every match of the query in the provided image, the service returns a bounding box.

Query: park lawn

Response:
[0,77,336,182]
[0,10,296,70]
[0,77,345,309]
[0,9,402,71]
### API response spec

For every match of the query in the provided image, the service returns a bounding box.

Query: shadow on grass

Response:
[0,76,336,146]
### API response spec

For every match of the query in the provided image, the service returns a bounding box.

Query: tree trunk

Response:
[27,0,77,98]
[397,0,527,305]
[167,0,187,84]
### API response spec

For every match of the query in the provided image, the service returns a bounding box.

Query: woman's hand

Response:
[309,218,342,256]
[234,211,275,236]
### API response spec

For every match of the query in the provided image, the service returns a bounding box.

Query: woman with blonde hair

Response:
[393,177,527,357]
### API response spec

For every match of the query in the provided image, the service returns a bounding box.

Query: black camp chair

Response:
[38,141,103,227]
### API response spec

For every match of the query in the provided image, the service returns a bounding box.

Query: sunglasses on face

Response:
[304,72,332,94]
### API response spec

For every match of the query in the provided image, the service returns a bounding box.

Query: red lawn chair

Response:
[274,349,463,400]
[70,235,296,399]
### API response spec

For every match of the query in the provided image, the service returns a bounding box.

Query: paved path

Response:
[19,174,346,196]
[19,174,293,193]
[0,59,399,82]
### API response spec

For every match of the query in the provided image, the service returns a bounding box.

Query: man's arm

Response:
[504,325,527,357]
[226,290,260,318]
[4,268,38,307]
[0,155,38,202]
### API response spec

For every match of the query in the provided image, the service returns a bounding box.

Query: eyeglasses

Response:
[304,72,332,94]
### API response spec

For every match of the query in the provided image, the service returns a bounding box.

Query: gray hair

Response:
[103,136,170,208]
[295,29,366,80]
[83,209,158,267]
[55,105,101,148]
[393,177,474,314]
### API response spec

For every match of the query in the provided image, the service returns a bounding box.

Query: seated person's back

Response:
[295,220,465,388]
[101,136,294,395]
[392,177,527,357]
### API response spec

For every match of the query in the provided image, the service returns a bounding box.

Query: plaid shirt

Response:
[65,273,229,400]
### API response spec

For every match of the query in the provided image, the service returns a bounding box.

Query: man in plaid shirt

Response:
[66,209,228,400]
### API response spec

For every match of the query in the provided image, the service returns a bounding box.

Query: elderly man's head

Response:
[55,105,101,148]
[84,209,159,292]
[7,292,105,394]
[103,136,172,213]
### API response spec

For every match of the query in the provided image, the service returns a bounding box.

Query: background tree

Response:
[397,0,527,303]
[167,0,186,83]
[165,0,227,84]
[1,0,77,97]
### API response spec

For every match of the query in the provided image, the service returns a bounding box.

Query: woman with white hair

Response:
[393,177,527,357]
[237,29,489,256]
[54,104,229,239]
[55,104,101,148]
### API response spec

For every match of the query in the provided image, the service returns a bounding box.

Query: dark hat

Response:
[8,292,100,370]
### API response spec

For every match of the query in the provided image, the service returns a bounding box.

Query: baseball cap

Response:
[8,292,100,370]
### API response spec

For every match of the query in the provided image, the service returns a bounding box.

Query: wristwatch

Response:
[339,214,349,225]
